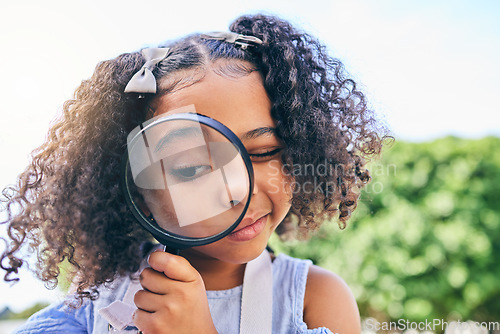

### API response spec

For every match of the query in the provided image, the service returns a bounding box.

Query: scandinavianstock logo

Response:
[267,160,396,196]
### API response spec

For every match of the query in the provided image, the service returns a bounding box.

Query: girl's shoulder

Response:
[303,264,361,334]
[270,253,361,333]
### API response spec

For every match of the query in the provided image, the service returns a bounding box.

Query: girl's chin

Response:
[186,236,270,264]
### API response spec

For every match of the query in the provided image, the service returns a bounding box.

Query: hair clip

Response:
[200,32,263,50]
[124,47,170,96]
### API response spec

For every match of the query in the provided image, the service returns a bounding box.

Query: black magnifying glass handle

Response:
[164,245,180,255]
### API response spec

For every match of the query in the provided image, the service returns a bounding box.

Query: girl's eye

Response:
[170,165,212,181]
[249,148,283,161]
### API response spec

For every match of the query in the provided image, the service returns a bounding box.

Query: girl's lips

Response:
[227,215,268,242]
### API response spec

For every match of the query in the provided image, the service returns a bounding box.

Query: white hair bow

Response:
[124,47,170,94]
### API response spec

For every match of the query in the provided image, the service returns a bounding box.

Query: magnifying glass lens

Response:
[124,113,252,248]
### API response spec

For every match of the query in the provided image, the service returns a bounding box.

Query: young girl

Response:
[2,14,386,334]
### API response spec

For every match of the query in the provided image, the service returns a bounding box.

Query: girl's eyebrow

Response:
[240,127,276,141]
[153,126,205,152]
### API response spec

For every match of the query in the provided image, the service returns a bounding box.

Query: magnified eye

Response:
[171,164,212,181]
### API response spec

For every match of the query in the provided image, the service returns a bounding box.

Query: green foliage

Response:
[0,303,49,320]
[270,136,500,323]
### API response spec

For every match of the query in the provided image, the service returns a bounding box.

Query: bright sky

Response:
[1,0,499,312]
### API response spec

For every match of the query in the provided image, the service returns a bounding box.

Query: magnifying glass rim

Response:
[121,112,254,249]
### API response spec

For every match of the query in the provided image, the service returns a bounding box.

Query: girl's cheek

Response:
[255,161,281,191]
[260,160,294,203]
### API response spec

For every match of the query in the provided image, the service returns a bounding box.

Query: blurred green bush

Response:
[270,136,500,323]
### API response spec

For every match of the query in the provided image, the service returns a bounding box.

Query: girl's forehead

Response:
[152,71,275,137]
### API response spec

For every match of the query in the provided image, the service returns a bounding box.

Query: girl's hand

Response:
[133,251,217,334]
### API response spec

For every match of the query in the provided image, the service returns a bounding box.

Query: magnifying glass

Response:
[122,111,254,254]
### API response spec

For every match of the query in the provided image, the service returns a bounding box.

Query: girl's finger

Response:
[133,308,159,334]
[147,251,200,283]
[139,267,172,294]
[134,289,163,313]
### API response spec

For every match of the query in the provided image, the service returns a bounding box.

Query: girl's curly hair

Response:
[1,14,388,304]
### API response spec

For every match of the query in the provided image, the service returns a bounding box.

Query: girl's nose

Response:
[218,156,251,209]
[252,175,259,195]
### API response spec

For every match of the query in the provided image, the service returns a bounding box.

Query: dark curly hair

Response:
[1,14,388,304]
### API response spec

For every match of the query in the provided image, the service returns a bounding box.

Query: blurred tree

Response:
[0,303,48,320]
[270,136,500,324]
